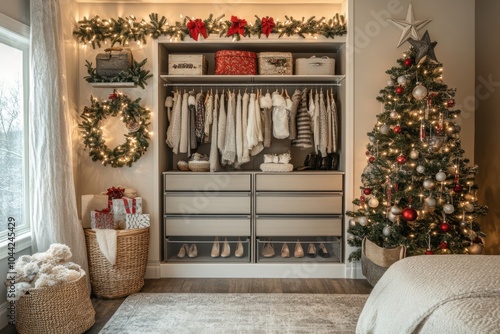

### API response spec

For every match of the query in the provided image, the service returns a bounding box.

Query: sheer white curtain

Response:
[30,0,88,273]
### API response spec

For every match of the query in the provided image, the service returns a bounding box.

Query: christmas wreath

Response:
[78,91,151,167]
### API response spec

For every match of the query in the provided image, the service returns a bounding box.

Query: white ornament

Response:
[368,198,380,208]
[425,196,437,208]
[387,3,432,48]
[412,83,428,100]
[443,203,455,214]
[423,178,435,190]
[464,203,475,213]
[349,219,356,227]
[390,110,399,119]
[383,225,392,236]
[435,170,447,182]
[390,205,402,215]
[397,75,407,85]
[387,79,395,86]
[388,212,398,222]
[416,165,425,174]
[410,150,419,159]
[359,216,368,226]
[380,124,390,135]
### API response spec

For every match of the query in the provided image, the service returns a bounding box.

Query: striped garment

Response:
[292,88,313,148]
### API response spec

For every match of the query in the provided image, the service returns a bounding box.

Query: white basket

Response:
[258,52,293,75]
[168,54,207,75]
[295,56,335,75]
[259,163,293,172]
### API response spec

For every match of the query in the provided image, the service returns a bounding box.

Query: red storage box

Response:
[215,50,257,75]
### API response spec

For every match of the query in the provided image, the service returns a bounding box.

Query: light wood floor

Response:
[0,278,372,334]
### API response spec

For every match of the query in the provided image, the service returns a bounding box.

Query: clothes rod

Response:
[163,82,342,87]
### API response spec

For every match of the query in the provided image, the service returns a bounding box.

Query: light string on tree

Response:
[78,91,152,167]
[73,13,347,48]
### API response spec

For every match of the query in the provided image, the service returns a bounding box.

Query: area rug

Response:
[99,293,368,334]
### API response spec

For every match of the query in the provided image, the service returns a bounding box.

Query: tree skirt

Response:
[100,293,368,333]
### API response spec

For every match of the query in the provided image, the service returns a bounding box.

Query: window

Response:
[0,15,29,242]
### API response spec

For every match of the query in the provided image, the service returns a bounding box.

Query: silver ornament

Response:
[423,178,436,190]
[425,196,437,208]
[387,79,394,86]
[416,165,425,174]
[380,124,390,135]
[388,212,398,222]
[443,203,455,214]
[464,203,475,213]
[383,225,392,236]
[390,110,399,119]
[408,31,439,64]
[412,83,428,100]
[359,216,368,226]
[390,205,402,215]
[435,170,447,182]
[368,198,379,208]
[410,150,419,159]
[460,221,468,228]
[369,135,376,143]
[349,219,356,227]
[397,75,407,85]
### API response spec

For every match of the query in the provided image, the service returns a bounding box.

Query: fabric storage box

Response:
[96,47,133,77]
[295,56,335,75]
[215,50,257,75]
[257,52,293,75]
[168,54,208,75]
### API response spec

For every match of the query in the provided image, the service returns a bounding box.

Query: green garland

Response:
[84,58,153,89]
[73,13,347,48]
[78,92,151,167]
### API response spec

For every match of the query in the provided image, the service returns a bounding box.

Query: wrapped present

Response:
[215,50,257,75]
[112,197,142,229]
[125,213,150,229]
[81,194,109,228]
[90,209,115,229]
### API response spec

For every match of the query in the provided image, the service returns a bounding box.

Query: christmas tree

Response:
[347,31,488,261]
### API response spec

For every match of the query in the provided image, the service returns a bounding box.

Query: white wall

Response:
[0,0,29,25]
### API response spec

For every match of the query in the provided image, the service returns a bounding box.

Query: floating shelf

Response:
[89,82,136,88]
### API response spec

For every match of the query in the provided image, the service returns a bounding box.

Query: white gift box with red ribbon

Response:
[125,213,150,229]
[112,197,143,229]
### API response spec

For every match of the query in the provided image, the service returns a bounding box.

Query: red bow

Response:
[187,18,207,41]
[96,207,111,214]
[261,17,275,38]
[108,93,118,100]
[106,186,125,199]
[227,16,247,37]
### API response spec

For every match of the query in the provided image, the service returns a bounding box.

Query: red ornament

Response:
[393,125,402,134]
[261,16,275,38]
[453,184,462,193]
[187,18,208,41]
[404,58,413,67]
[440,222,451,233]
[439,241,449,249]
[395,86,404,95]
[108,92,118,100]
[227,16,247,37]
[363,188,372,195]
[369,156,375,163]
[425,249,434,255]
[396,154,407,165]
[447,99,456,108]
[402,207,418,221]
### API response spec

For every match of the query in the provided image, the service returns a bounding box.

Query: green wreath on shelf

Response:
[78,91,151,168]
[84,58,153,89]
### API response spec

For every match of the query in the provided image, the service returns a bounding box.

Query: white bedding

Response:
[356,255,500,334]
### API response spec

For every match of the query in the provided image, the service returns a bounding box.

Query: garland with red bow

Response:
[187,18,208,41]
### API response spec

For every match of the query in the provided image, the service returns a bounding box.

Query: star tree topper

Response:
[387,2,432,48]
[409,30,438,64]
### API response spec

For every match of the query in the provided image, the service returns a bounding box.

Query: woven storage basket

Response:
[15,270,95,334]
[188,160,210,172]
[361,237,406,286]
[85,228,149,299]
[257,52,293,75]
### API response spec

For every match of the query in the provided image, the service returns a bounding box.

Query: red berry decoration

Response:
[369,156,375,163]
[395,86,404,95]
[439,241,449,249]
[404,58,413,67]
[453,184,462,193]
[425,249,434,255]
[402,207,418,221]
[363,188,372,195]
[393,125,402,134]
[447,99,456,108]
[396,154,407,165]
[440,222,451,233]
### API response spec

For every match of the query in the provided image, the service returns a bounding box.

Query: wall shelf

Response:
[161,74,345,86]
[89,82,136,88]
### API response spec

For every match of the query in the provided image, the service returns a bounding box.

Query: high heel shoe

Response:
[177,244,189,258]
[307,243,317,258]
[318,243,330,258]
[211,237,220,258]
[294,240,304,258]
[188,244,198,258]
[261,242,275,258]
[221,237,231,258]
[281,243,290,258]
[234,238,244,258]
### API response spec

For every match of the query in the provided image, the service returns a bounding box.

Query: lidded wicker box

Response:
[258,52,293,75]
[168,54,208,75]
[96,47,133,77]
[215,50,257,75]
[295,56,335,75]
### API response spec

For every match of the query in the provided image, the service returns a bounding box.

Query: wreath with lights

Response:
[78,91,151,167]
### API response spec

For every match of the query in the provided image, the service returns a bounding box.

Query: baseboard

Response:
[345,261,364,279]
[145,263,161,279]
[0,301,9,330]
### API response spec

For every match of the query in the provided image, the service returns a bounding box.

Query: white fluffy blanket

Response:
[357,255,500,334]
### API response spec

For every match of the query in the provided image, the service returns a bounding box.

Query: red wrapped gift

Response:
[90,209,115,229]
[215,50,257,75]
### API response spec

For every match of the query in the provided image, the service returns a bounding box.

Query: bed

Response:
[356,255,500,334]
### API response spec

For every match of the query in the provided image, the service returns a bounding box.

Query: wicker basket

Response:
[15,270,95,334]
[188,160,210,172]
[257,52,293,75]
[361,237,406,286]
[85,228,149,299]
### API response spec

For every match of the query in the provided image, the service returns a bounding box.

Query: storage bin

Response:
[215,50,257,75]
[295,56,335,75]
[168,54,208,75]
[15,270,95,334]
[257,52,293,75]
[85,227,149,299]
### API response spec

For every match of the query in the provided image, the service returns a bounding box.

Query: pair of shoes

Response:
[235,238,244,258]
[294,240,304,258]
[307,243,317,258]
[262,242,275,258]
[177,244,198,258]
[318,243,330,258]
[212,237,242,258]
[281,243,290,258]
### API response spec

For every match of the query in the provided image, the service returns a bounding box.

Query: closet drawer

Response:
[165,216,251,236]
[255,192,342,215]
[165,192,251,214]
[255,174,343,191]
[256,216,342,236]
[164,173,251,191]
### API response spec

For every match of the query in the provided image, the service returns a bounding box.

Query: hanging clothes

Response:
[165,96,173,123]
[203,91,213,144]
[326,90,333,154]
[288,89,301,140]
[292,87,313,149]
[210,91,221,172]
[251,91,264,156]
[217,91,226,154]
[195,91,205,143]
[313,89,320,154]
[241,92,251,164]
[235,91,243,168]
[272,91,289,139]
[179,91,189,154]
[222,90,236,165]
[260,91,273,148]
[166,90,182,154]
[319,89,328,157]
[331,89,339,153]
[247,92,258,151]
[188,91,197,152]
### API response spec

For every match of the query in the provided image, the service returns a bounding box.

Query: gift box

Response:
[295,56,335,75]
[112,197,143,229]
[168,54,208,75]
[90,210,115,229]
[81,194,109,229]
[125,213,151,229]
[215,50,257,75]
